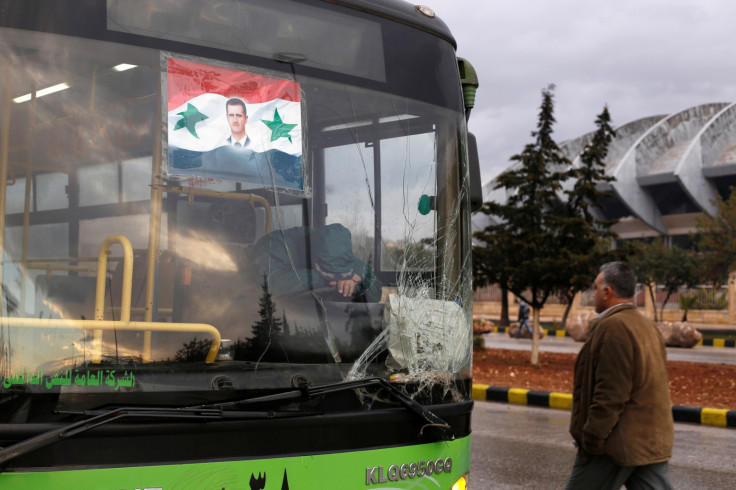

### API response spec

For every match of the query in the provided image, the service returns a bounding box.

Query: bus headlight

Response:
[451,474,468,490]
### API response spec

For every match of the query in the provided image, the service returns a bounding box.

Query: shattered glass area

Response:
[0,7,473,416]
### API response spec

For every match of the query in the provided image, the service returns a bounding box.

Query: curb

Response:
[698,338,736,348]
[484,327,736,348]
[472,384,736,429]
[488,326,570,338]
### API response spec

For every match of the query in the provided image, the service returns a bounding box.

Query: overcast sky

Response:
[426,0,736,185]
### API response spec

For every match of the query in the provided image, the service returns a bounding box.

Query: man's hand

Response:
[582,432,606,455]
[330,274,362,297]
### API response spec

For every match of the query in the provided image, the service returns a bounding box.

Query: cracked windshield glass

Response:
[0,19,472,409]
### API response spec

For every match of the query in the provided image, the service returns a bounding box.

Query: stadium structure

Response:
[475,102,736,247]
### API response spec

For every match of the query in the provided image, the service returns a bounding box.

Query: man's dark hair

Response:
[225,98,247,115]
[599,261,637,299]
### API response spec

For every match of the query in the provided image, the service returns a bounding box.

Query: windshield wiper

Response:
[0,405,317,470]
[190,377,454,441]
[0,378,452,470]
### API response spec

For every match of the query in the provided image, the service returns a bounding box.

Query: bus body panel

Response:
[0,436,471,489]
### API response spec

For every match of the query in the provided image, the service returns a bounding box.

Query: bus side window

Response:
[108,250,177,322]
[35,275,99,320]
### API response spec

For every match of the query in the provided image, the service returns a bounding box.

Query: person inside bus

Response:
[249,223,382,302]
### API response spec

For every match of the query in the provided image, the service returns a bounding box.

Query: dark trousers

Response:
[565,453,674,490]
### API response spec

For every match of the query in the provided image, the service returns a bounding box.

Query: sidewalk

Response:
[484,324,736,348]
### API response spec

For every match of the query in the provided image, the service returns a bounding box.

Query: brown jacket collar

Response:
[589,302,635,332]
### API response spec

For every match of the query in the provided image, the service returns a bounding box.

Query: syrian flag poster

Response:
[165,56,304,190]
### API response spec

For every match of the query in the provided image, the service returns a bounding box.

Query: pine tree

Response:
[556,105,620,326]
[174,337,212,362]
[474,85,570,365]
[247,275,284,361]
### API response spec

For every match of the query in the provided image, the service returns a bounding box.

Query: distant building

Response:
[475,102,736,248]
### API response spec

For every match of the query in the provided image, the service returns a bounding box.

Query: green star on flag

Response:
[174,103,209,139]
[261,108,297,143]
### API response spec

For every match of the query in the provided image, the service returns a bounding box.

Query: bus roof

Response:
[327,0,456,48]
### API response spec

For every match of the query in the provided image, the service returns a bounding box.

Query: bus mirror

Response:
[467,133,483,212]
[457,57,478,122]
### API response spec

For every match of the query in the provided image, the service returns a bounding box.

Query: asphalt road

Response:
[481,333,736,365]
[471,402,736,489]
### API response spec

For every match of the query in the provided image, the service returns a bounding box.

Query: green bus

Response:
[0,1,481,488]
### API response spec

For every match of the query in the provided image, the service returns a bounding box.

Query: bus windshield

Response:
[0,0,472,413]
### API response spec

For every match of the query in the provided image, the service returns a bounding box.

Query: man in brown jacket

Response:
[565,262,674,490]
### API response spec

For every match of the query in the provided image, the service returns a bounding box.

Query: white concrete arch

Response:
[674,102,736,216]
[700,103,736,178]
[636,103,729,186]
[608,115,670,233]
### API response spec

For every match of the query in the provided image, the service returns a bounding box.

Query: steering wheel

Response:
[309,286,355,303]
[276,286,354,304]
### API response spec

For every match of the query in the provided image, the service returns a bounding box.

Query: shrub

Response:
[473,335,485,351]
